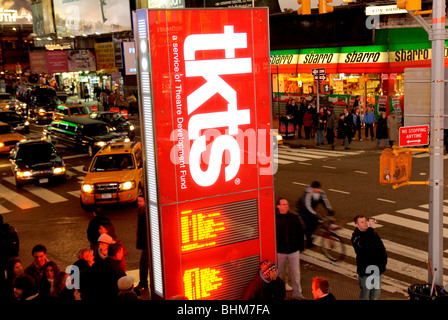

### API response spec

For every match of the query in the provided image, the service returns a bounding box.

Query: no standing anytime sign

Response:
[399,125,429,147]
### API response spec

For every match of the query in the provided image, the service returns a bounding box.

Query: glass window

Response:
[91,154,135,172]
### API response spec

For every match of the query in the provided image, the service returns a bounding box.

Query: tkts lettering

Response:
[184,25,252,187]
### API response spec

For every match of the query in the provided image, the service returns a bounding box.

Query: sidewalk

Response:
[273,115,386,152]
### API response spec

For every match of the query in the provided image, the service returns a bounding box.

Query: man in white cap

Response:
[117,275,140,300]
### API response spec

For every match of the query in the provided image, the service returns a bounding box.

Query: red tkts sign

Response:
[134,8,275,300]
[399,125,429,147]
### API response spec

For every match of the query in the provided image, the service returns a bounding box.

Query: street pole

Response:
[428,0,446,286]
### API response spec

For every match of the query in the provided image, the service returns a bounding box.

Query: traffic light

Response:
[379,148,412,185]
[297,0,311,15]
[319,0,334,14]
[396,0,421,11]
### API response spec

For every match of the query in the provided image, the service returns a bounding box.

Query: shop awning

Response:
[270,27,448,75]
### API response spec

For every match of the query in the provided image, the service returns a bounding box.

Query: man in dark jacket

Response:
[0,215,19,286]
[276,198,305,300]
[82,242,126,301]
[351,215,387,300]
[242,260,285,300]
[135,195,150,298]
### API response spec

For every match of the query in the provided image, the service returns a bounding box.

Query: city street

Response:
[1,114,448,299]
[276,139,448,297]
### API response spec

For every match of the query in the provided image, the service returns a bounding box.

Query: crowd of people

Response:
[1,181,387,302]
[284,96,400,150]
[242,181,387,301]
[0,196,149,302]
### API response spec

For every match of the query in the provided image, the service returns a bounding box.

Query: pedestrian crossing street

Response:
[303,200,448,297]
[276,145,365,165]
[0,165,86,214]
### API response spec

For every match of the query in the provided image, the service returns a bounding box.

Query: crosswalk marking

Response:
[3,177,68,203]
[0,183,40,210]
[413,153,448,159]
[68,190,81,198]
[0,204,10,214]
[314,234,448,284]
[302,249,410,297]
[276,145,365,165]
[278,149,327,159]
[396,208,448,225]
[337,228,448,270]
[277,153,315,162]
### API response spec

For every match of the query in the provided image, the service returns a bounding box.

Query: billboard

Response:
[122,41,136,75]
[134,8,275,300]
[30,0,55,36]
[53,0,132,37]
[0,0,32,25]
[68,50,96,72]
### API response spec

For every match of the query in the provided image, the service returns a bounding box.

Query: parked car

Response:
[0,122,26,154]
[8,140,66,188]
[0,110,30,134]
[54,104,90,120]
[43,117,129,157]
[89,111,135,140]
[80,141,143,211]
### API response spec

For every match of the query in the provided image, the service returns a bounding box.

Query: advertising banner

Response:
[29,51,48,74]
[134,8,275,300]
[30,0,55,36]
[46,51,68,74]
[68,50,96,72]
[94,42,116,71]
[53,0,131,37]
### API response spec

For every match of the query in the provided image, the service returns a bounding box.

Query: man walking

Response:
[276,198,305,300]
[351,215,388,300]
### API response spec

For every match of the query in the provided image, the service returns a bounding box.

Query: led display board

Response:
[133,8,275,300]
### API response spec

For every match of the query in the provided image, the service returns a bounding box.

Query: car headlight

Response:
[17,171,32,178]
[124,138,130,142]
[0,142,3,147]
[94,141,106,147]
[20,139,26,142]
[53,167,66,175]
[25,121,29,126]
[119,181,135,191]
[82,184,94,193]
[129,125,135,131]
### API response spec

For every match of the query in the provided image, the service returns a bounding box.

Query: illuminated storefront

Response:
[270,28,448,117]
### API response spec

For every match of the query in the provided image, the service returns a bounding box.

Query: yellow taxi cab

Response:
[0,121,26,154]
[80,140,143,211]
[54,104,91,120]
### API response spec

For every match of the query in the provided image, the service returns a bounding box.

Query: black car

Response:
[9,140,66,188]
[89,111,136,140]
[0,110,30,134]
[43,117,128,157]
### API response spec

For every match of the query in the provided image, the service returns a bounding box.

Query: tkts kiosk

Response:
[133,8,276,300]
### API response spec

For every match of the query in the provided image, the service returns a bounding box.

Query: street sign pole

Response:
[316,78,320,111]
[428,0,446,286]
